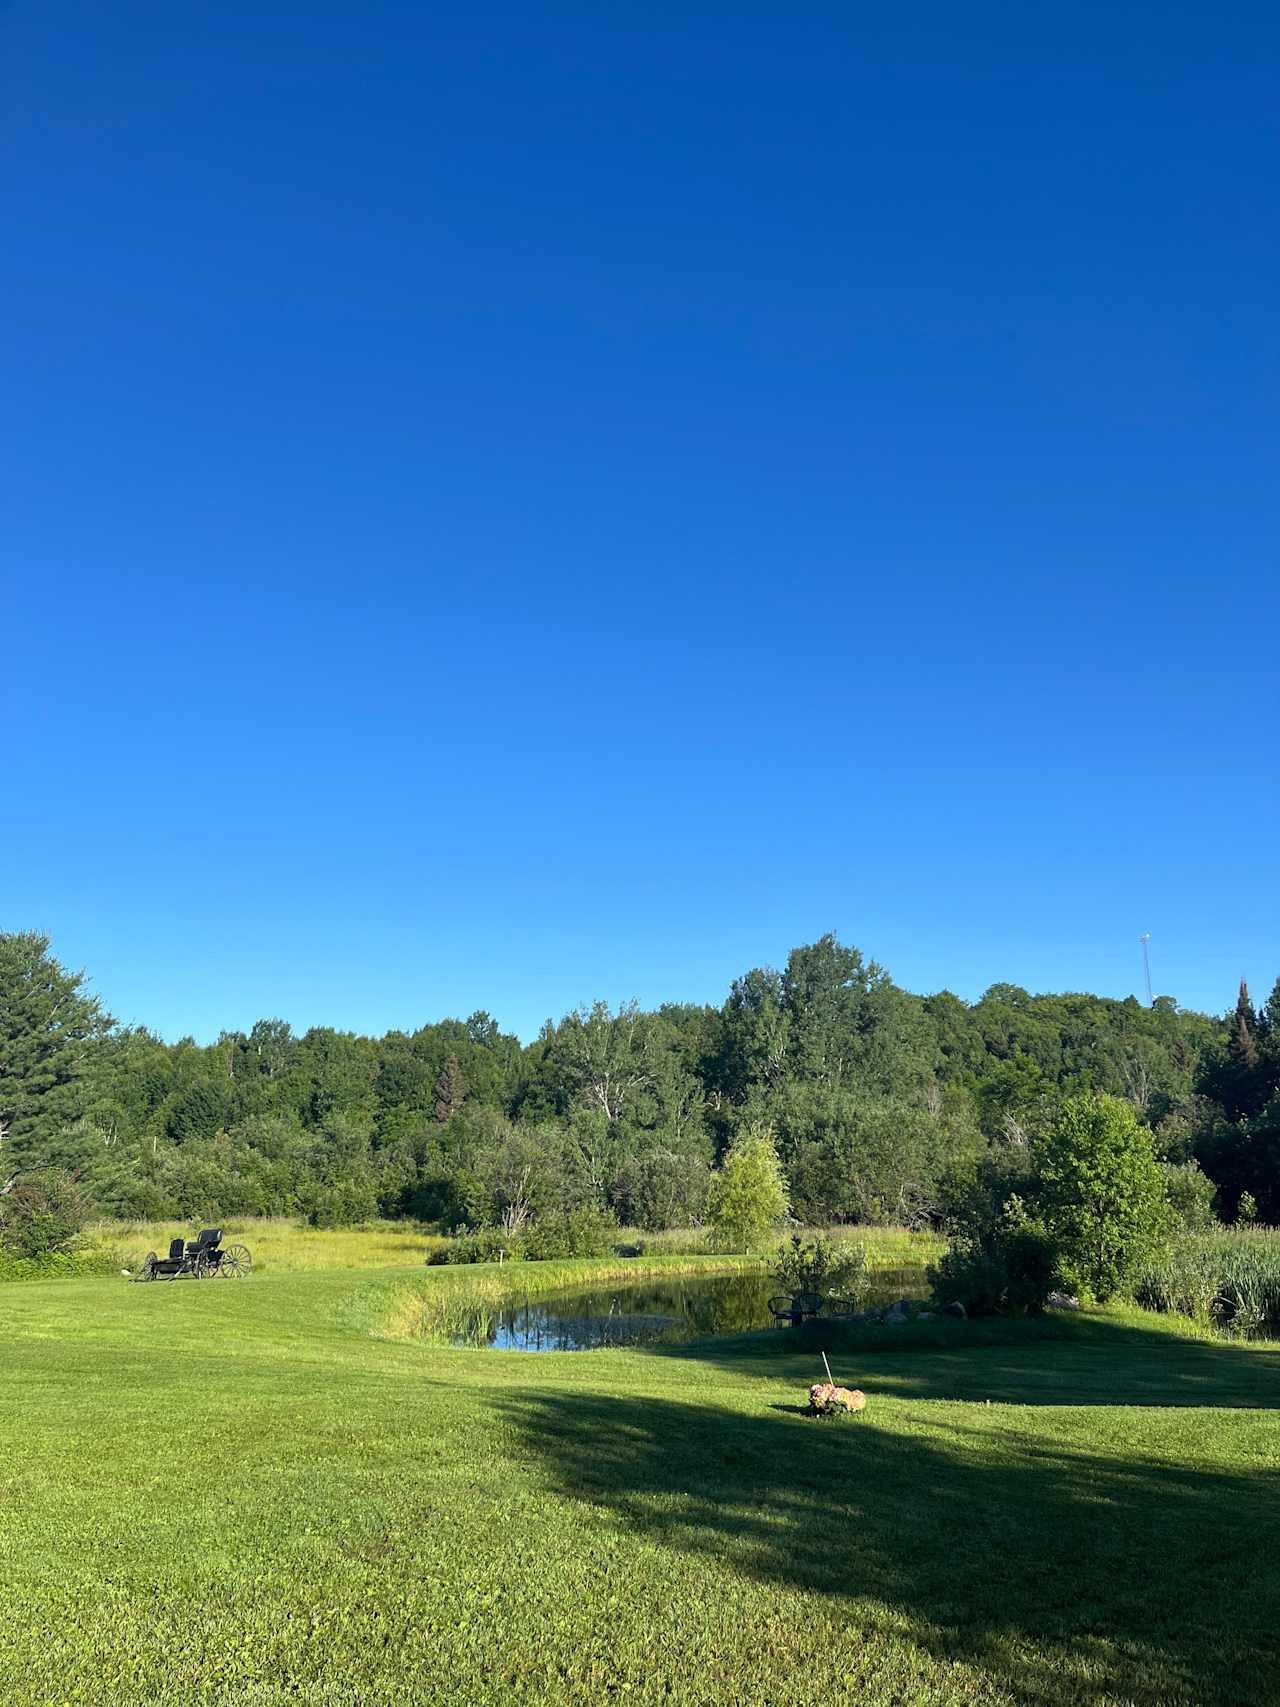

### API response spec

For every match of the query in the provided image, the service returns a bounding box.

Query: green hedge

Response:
[0,1247,125,1283]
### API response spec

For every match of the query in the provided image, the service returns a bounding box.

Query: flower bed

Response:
[808,1381,866,1417]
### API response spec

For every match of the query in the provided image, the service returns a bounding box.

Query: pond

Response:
[450,1265,929,1351]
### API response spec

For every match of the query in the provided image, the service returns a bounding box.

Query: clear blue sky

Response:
[4,2,1277,1041]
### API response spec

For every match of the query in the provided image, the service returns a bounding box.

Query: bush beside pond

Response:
[436,1203,619,1265]
[929,1093,1176,1315]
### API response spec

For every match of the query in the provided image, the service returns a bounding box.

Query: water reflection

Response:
[452,1266,928,1351]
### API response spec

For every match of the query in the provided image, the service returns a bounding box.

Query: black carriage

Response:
[134,1228,252,1282]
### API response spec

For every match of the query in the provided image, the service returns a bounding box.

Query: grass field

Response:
[617,1223,945,1265]
[83,1216,452,1273]
[4,1243,1279,1706]
[80,1217,943,1275]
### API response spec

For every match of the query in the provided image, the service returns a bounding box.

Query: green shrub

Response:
[707,1126,790,1251]
[523,1203,618,1261]
[773,1234,868,1305]
[0,1170,89,1259]
[441,1226,524,1265]
[929,1201,1060,1316]
[305,1178,382,1229]
[0,1245,122,1283]
[612,1149,711,1231]
[929,1236,1009,1316]
[441,1203,619,1264]
[1161,1160,1219,1232]
[998,1221,1062,1312]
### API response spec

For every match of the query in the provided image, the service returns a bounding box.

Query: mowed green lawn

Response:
[3,1262,1279,1707]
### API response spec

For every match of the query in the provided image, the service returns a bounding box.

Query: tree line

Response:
[2,928,1277,1234]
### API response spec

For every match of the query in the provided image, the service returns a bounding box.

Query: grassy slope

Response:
[3,1259,1279,1707]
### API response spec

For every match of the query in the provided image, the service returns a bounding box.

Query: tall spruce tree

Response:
[0,932,112,1173]
[1258,978,1280,1074]
[432,1055,467,1124]
[1201,979,1269,1121]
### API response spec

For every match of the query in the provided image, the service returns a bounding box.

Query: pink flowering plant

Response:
[808,1380,866,1418]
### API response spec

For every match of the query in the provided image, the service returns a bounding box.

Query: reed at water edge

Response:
[1133,1228,1280,1336]
[347,1251,769,1343]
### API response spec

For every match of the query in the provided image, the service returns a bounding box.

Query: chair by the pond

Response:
[767,1290,825,1326]
[824,1295,864,1318]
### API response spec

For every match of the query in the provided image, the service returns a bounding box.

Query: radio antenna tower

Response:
[1138,934,1153,1007]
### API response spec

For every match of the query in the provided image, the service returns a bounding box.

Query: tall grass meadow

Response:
[1133,1228,1280,1336]
[70,1216,939,1280]
[82,1216,449,1276]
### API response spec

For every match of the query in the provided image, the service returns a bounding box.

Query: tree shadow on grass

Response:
[647,1311,1280,1410]
[496,1378,1280,1706]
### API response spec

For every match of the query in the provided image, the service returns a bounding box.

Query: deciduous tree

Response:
[1039,1094,1172,1300]
[707,1125,789,1251]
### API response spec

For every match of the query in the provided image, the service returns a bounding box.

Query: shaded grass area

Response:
[499,1381,1280,1707]
[660,1307,1280,1412]
[2,1262,1278,1705]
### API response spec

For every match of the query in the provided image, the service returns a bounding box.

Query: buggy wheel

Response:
[193,1253,214,1280]
[136,1253,158,1282]
[220,1243,252,1277]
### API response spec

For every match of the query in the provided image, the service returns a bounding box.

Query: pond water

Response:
[451,1265,929,1351]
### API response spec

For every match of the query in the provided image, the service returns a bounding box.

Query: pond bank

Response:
[358,1241,944,1347]
[350,1252,767,1344]
[450,1267,934,1350]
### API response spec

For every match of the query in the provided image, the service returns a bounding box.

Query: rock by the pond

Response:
[917,1311,934,1320]
[1046,1290,1081,1311]
[884,1300,911,1324]
[942,1301,967,1319]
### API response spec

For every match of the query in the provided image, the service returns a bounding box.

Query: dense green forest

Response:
[2,929,1278,1230]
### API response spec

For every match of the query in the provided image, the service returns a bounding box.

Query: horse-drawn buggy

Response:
[134,1228,252,1282]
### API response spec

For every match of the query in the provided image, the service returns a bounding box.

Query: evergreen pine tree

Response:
[1258,978,1280,1068]
[1223,980,1266,1120]
[0,932,112,1172]
[1197,980,1269,1123]
[432,1055,467,1124]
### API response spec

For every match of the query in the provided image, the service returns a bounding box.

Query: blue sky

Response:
[4,2,1277,1041]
